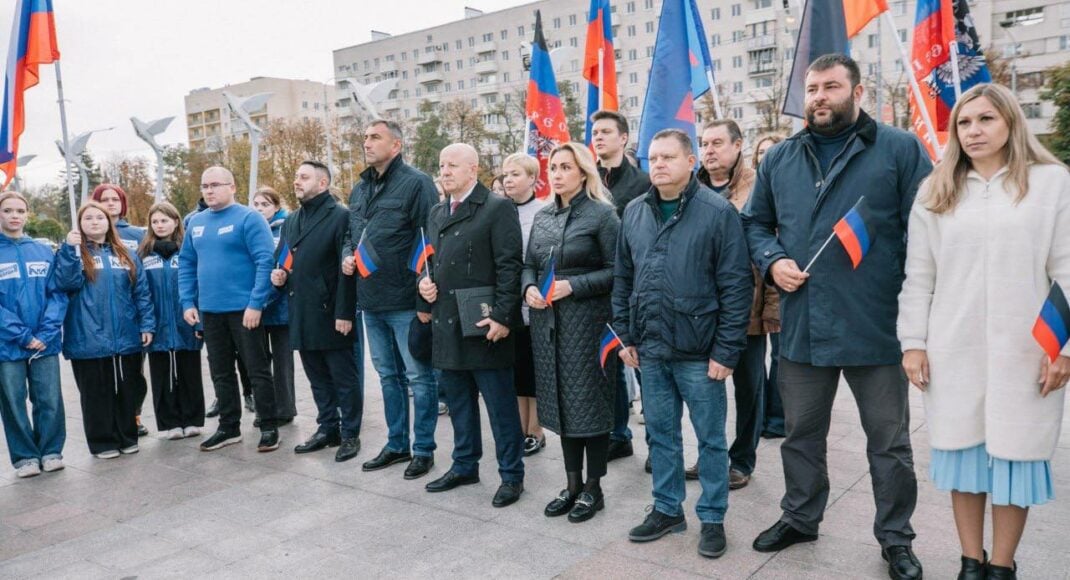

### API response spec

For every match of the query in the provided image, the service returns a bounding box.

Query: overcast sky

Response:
[1,0,533,188]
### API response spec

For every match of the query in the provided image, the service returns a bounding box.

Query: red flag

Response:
[843,0,888,38]
[583,0,618,145]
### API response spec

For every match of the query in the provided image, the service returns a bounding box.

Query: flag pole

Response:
[54,61,78,226]
[882,12,942,158]
[949,41,963,100]
[421,226,433,282]
[705,68,724,119]
[803,231,837,274]
[597,47,605,110]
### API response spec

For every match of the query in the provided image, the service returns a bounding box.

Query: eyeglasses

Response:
[199,182,233,191]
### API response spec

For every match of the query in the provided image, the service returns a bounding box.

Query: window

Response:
[457,59,463,70]
[646,45,655,57]
[553,17,561,28]
[570,59,579,72]
[627,72,637,84]
[468,36,475,47]
[501,29,508,40]
[1061,35,1070,50]
[485,94,498,104]
[898,29,907,42]
[301,101,308,109]
[733,30,744,42]
[711,7,721,20]
[518,25,525,37]
[483,32,493,42]
[892,0,907,16]
[426,35,432,43]
[732,55,743,68]
[868,33,878,48]
[403,90,409,98]
[733,81,743,93]
[755,76,772,88]
[502,50,509,60]
[626,1,635,13]
[713,59,722,72]
[628,24,636,37]
[401,52,407,61]
[1022,102,1042,118]
[570,37,579,47]
[503,72,510,82]
[458,80,465,89]
[1005,7,1044,27]
[629,49,638,60]
[732,107,743,119]
[646,21,655,33]
[755,0,772,7]
[867,62,878,76]
[415,88,422,97]
[402,71,408,79]
[628,96,639,108]
[444,82,451,92]
[644,0,654,9]
[569,14,577,26]
[444,62,450,71]
[711,34,720,46]
[731,4,742,17]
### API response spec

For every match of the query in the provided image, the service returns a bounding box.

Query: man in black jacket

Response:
[342,119,439,479]
[417,143,526,508]
[271,161,361,462]
[591,110,650,463]
[613,130,753,559]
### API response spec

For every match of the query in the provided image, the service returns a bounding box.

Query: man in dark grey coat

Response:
[613,129,753,559]
[742,54,930,580]
[417,143,526,508]
[271,161,361,462]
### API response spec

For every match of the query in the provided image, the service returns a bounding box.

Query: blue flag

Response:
[782,0,849,118]
[636,0,714,170]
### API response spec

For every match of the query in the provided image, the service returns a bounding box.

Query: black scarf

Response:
[153,240,179,259]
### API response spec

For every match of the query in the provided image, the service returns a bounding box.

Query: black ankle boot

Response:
[985,561,1016,580]
[958,551,986,580]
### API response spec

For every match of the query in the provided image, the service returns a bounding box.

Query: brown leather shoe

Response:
[729,468,750,490]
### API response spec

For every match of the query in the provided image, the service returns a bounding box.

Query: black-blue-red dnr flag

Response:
[1033,282,1070,362]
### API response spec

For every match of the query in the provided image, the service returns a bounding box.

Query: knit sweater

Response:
[178,203,276,313]
[897,163,1070,460]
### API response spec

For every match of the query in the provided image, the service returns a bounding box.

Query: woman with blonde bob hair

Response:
[898,83,1070,580]
[522,142,620,523]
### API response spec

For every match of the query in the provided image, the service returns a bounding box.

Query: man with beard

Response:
[742,54,931,580]
[271,161,361,462]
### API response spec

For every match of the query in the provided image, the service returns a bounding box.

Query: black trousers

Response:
[148,350,205,431]
[71,354,146,454]
[265,325,296,419]
[299,348,363,439]
[203,312,277,433]
[561,434,610,479]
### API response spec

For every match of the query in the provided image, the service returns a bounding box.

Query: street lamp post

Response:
[221,91,273,206]
[130,116,175,203]
[55,128,112,205]
[999,21,1020,94]
[12,155,36,192]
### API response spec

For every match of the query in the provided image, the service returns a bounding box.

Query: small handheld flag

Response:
[599,324,623,370]
[832,197,874,269]
[354,233,379,279]
[538,247,557,307]
[1033,282,1070,363]
[277,242,293,271]
[408,227,435,275]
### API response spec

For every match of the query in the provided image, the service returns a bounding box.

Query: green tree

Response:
[24,215,65,242]
[1041,61,1070,164]
[410,100,450,176]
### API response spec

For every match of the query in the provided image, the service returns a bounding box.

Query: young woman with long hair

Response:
[55,202,155,459]
[899,83,1070,579]
[138,202,205,440]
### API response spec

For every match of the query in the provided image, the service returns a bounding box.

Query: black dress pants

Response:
[203,312,277,433]
[148,350,206,430]
[71,354,145,454]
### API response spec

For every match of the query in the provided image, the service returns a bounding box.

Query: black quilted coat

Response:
[521,194,620,437]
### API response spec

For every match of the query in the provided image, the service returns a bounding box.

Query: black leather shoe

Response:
[425,471,479,493]
[404,456,434,479]
[206,399,220,418]
[985,561,1016,580]
[607,439,634,461]
[881,545,923,580]
[685,463,699,480]
[362,449,412,472]
[567,491,604,523]
[629,508,687,542]
[335,437,361,462]
[958,551,986,580]
[492,481,523,507]
[699,523,727,558]
[294,431,341,454]
[752,521,818,553]
[729,468,750,490]
[136,421,149,437]
[644,457,652,473]
[257,429,280,452]
[544,489,578,517]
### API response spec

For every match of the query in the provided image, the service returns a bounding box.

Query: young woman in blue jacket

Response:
[0,192,68,478]
[138,202,205,440]
[55,202,155,459]
[252,187,296,423]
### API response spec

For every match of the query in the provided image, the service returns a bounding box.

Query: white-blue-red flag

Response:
[1,0,60,187]
[582,0,618,145]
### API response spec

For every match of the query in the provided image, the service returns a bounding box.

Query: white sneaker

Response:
[95,450,120,459]
[15,462,41,478]
[166,427,184,440]
[119,444,139,455]
[41,457,64,472]
[183,426,202,438]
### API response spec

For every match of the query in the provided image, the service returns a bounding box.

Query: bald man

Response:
[418,144,526,507]
[179,166,281,453]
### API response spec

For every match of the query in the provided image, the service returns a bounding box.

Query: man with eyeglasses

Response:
[178,166,281,452]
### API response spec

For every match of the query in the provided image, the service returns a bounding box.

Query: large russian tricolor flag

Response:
[582,0,618,146]
[525,10,571,199]
[0,0,60,187]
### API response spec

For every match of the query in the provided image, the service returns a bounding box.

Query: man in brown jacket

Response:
[698,120,779,490]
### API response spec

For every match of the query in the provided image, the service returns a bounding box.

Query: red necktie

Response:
[450,200,460,215]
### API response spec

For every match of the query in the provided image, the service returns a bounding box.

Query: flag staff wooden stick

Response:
[949,41,963,100]
[598,47,605,110]
[882,11,942,159]
[54,60,78,226]
[802,195,866,273]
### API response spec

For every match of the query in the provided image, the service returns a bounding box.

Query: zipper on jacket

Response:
[162,254,177,352]
[102,247,119,355]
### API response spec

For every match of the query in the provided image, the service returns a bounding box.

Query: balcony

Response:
[748,62,777,76]
[416,49,443,66]
[746,34,777,51]
[473,40,497,54]
[475,79,499,94]
[744,7,775,26]
[419,70,445,84]
[378,61,398,74]
[474,60,499,74]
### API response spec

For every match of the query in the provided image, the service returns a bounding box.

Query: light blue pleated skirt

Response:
[930,443,1054,508]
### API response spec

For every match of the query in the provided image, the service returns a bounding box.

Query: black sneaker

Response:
[200,430,242,451]
[698,523,727,558]
[257,430,280,452]
[628,508,687,542]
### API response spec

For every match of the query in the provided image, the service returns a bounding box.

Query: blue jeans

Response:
[762,333,785,436]
[0,356,65,468]
[610,364,632,442]
[364,310,437,457]
[641,359,728,524]
[438,368,524,482]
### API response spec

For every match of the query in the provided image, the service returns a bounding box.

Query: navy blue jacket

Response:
[115,218,146,253]
[0,235,68,361]
[55,243,155,360]
[612,178,753,368]
[142,250,202,353]
[742,111,932,366]
[263,209,289,327]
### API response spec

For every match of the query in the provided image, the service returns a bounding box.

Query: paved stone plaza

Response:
[0,354,1068,579]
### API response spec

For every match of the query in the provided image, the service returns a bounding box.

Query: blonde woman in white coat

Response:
[898,83,1070,580]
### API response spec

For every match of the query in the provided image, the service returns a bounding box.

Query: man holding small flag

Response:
[342,119,440,480]
[271,161,361,462]
[742,54,930,579]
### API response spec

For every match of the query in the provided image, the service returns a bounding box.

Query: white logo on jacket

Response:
[25,262,49,277]
[121,239,139,251]
[218,225,234,235]
[170,255,180,268]
[92,256,104,269]
[142,255,163,270]
[191,226,205,238]
[0,263,19,280]
[108,256,130,270]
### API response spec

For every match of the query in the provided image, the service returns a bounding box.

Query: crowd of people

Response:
[0,53,1067,579]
